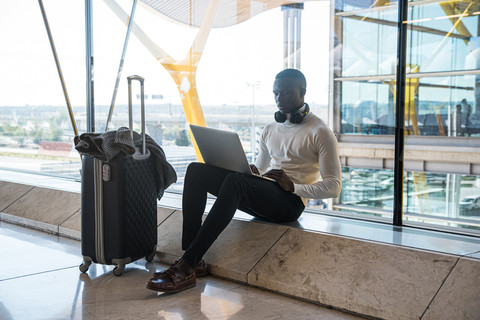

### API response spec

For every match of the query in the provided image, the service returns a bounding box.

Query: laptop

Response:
[189,124,275,181]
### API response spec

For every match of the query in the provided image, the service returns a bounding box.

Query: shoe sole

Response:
[146,282,196,293]
[152,268,209,279]
[151,272,208,279]
[196,271,208,277]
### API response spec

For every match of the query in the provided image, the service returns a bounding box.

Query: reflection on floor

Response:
[0,222,362,320]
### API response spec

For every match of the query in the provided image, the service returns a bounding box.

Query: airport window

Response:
[1,0,479,235]
[333,0,480,233]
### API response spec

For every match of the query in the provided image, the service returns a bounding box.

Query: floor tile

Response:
[0,267,93,320]
[0,223,81,280]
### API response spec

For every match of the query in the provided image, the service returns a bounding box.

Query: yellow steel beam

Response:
[104,0,223,161]
[439,1,474,45]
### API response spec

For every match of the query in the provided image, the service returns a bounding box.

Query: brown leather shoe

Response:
[146,260,196,293]
[194,259,208,277]
[151,259,208,279]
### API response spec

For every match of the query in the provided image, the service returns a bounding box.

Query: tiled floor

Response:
[0,222,362,320]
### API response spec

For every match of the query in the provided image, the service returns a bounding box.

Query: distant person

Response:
[455,104,462,136]
[461,99,472,136]
[146,69,342,293]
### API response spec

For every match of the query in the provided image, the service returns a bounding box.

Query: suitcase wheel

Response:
[79,263,89,273]
[113,265,125,276]
[79,257,92,273]
[146,247,156,262]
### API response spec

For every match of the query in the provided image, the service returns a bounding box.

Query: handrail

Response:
[105,0,138,132]
[38,0,78,137]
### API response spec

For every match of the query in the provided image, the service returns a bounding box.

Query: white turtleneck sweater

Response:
[255,111,342,205]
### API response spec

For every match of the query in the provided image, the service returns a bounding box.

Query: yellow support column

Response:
[164,66,206,161]
[104,0,221,161]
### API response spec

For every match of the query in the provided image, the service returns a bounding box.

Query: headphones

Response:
[274,103,310,124]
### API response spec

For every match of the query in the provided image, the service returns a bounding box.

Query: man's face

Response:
[273,77,305,114]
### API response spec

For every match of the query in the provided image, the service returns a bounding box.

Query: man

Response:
[461,98,472,136]
[146,69,342,293]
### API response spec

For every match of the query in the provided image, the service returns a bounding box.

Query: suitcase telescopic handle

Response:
[127,75,146,154]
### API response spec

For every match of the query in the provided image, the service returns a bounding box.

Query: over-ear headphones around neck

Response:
[274,103,310,124]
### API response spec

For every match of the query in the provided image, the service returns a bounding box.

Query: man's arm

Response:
[254,130,271,174]
[293,130,342,199]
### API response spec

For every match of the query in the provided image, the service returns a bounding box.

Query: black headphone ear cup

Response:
[290,112,302,124]
[274,111,287,123]
[290,104,310,124]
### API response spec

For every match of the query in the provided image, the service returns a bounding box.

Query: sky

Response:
[0,0,330,108]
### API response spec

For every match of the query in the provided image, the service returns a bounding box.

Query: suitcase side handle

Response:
[127,75,146,154]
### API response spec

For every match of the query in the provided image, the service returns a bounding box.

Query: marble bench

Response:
[1,180,479,320]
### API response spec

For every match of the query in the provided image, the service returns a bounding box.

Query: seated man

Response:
[146,68,342,293]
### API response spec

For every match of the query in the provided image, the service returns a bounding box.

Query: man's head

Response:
[273,69,306,114]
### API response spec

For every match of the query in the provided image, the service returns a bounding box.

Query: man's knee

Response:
[186,161,204,171]
[186,162,205,177]
[222,172,247,191]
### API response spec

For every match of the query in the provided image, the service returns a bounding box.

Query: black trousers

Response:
[181,162,305,266]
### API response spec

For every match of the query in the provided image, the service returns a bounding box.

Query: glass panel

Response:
[336,0,399,13]
[333,0,399,137]
[405,75,480,137]
[403,0,480,233]
[336,167,480,233]
[335,167,394,219]
[403,0,480,137]
[406,1,480,74]
[341,11,398,77]
[340,81,395,134]
[0,0,86,179]
[404,171,480,232]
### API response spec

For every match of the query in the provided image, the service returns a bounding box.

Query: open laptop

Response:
[189,124,275,181]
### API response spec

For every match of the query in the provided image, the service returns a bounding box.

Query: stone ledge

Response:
[1,180,480,319]
[0,181,34,212]
[154,211,480,320]
[247,228,456,320]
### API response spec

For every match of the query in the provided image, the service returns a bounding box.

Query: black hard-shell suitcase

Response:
[79,76,157,276]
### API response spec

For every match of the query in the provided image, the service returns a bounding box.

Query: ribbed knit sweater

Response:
[255,112,342,205]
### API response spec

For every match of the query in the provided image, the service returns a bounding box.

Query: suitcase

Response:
[79,75,158,276]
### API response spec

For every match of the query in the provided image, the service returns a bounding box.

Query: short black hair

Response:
[275,69,306,89]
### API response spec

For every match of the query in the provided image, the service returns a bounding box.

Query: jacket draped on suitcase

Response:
[75,127,177,199]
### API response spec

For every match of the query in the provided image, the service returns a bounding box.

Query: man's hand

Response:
[249,164,260,175]
[263,169,294,192]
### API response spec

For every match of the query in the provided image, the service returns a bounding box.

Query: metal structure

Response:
[85,0,94,132]
[37,0,78,137]
[393,0,408,226]
[282,3,304,70]
[105,0,139,132]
